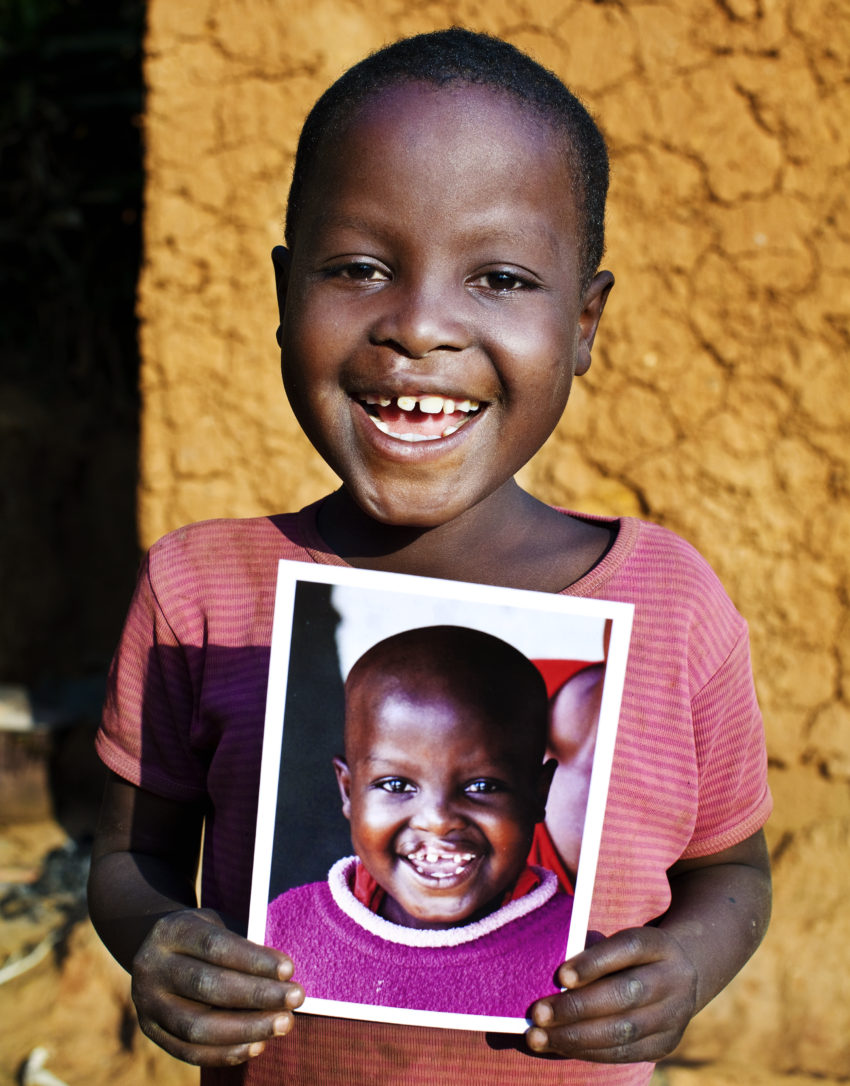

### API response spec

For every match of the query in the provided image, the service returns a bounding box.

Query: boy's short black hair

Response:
[285,27,609,290]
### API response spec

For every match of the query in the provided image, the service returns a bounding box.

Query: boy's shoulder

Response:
[146,511,313,589]
[581,513,739,612]
[140,512,318,634]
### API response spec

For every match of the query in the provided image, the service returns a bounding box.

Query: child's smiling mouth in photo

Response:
[402,842,480,882]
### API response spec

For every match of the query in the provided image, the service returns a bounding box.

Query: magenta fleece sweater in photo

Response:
[266,859,572,1019]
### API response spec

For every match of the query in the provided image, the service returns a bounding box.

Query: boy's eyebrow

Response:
[313,210,561,258]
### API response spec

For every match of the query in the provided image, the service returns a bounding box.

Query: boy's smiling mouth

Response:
[403,844,480,882]
[357,393,482,443]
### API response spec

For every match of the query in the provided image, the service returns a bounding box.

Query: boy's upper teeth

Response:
[359,393,480,414]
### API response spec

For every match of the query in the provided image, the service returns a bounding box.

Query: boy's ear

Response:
[332,756,353,820]
[575,270,615,377]
[271,245,292,348]
[535,757,558,823]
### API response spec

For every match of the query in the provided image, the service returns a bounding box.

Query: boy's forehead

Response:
[300,82,578,241]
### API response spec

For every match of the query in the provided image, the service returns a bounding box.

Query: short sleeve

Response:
[96,553,210,804]
[681,628,772,859]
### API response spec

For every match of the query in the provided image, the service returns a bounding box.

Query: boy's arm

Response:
[88,771,304,1066]
[526,828,771,1062]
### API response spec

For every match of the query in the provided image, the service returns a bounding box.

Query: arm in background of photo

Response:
[530,655,606,888]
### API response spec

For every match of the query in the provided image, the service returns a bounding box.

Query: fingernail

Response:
[527,1027,548,1051]
[273,1015,291,1036]
[286,984,305,1008]
[248,1042,265,1057]
[533,1001,554,1026]
[559,966,579,988]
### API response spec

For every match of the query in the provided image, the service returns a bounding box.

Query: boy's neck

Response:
[315,480,616,594]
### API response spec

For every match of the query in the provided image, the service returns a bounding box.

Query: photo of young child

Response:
[265,625,568,1020]
[248,562,633,1031]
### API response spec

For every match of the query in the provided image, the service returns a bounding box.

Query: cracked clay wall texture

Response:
[139,0,850,1077]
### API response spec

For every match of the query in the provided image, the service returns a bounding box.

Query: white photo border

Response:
[248,560,634,1033]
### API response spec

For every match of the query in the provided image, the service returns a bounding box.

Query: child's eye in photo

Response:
[375,776,416,794]
[464,778,504,795]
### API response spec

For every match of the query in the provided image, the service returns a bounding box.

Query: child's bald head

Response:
[337,626,553,927]
[344,625,548,769]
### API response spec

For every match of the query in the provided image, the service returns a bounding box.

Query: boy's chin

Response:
[342,470,512,530]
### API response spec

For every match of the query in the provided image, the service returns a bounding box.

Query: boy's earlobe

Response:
[271,245,292,318]
[575,270,615,377]
[332,756,353,820]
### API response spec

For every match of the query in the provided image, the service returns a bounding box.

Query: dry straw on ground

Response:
[136,0,849,1079]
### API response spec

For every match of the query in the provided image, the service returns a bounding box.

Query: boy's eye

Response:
[473,271,531,293]
[337,263,389,282]
[375,777,416,794]
[487,273,522,291]
[464,779,503,795]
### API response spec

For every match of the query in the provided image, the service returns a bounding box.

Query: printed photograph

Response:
[248,562,633,1032]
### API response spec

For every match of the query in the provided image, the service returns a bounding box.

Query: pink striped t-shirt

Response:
[97,503,771,1086]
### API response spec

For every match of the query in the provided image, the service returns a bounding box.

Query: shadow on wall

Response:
[0,0,146,696]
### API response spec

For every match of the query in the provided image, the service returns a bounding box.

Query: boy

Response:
[88,27,772,1086]
[265,625,571,1019]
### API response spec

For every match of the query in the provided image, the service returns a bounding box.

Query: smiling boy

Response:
[89,28,772,1086]
[264,625,571,1018]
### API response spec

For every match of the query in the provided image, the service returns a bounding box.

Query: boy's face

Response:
[334,683,553,928]
[276,83,612,528]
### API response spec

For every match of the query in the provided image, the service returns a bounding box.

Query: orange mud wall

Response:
[138,1,850,1080]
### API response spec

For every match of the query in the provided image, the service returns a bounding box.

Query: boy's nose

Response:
[371,282,473,360]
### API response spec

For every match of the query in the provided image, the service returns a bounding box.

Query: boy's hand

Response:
[132,908,305,1066]
[526,830,772,1063]
[526,928,697,1062]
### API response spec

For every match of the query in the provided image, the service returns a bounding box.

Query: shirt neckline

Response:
[296,498,641,597]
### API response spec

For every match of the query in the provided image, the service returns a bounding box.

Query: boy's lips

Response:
[356,393,482,443]
[403,845,480,881]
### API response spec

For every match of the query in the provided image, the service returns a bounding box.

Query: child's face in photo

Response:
[277,82,611,529]
[335,683,553,929]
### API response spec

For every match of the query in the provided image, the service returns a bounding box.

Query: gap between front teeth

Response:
[361,393,480,413]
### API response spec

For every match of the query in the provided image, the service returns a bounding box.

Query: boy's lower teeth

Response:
[368,415,463,441]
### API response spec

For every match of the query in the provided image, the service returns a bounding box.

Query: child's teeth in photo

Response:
[396,396,417,411]
[441,425,459,437]
[368,416,390,434]
[418,396,445,414]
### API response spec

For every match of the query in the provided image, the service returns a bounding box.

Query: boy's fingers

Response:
[140,993,296,1057]
[148,911,294,980]
[527,996,671,1056]
[527,1016,682,1064]
[166,955,304,1011]
[532,959,682,1029]
[555,927,673,990]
